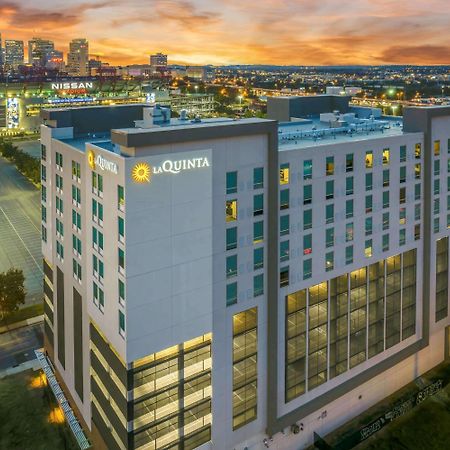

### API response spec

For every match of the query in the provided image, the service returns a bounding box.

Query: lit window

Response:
[226,199,237,222]
[415,143,421,159]
[303,234,312,255]
[399,208,406,225]
[326,156,334,176]
[346,223,354,242]
[280,163,289,185]
[365,240,373,258]
[415,163,421,179]
[365,151,373,169]
[383,148,390,166]
[434,140,441,156]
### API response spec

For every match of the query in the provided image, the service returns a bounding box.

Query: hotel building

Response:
[40,97,450,450]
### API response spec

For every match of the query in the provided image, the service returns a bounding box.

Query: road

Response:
[0,323,43,371]
[0,152,42,303]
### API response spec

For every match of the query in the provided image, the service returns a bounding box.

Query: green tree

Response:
[0,268,26,320]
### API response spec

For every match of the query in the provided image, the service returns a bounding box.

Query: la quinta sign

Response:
[132,157,210,183]
[88,150,118,175]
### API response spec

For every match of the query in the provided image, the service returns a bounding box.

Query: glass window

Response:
[365,217,373,236]
[226,171,238,194]
[280,241,290,262]
[119,311,125,336]
[365,151,373,169]
[434,160,440,176]
[326,228,334,248]
[303,209,312,230]
[434,179,440,195]
[41,145,47,161]
[399,229,406,245]
[118,248,125,269]
[346,200,354,218]
[226,227,237,250]
[434,140,440,156]
[346,246,353,265]
[280,163,289,185]
[253,194,264,216]
[415,224,421,240]
[326,204,334,224]
[383,191,389,208]
[434,198,440,215]
[400,145,406,162]
[383,212,390,230]
[400,166,406,183]
[226,255,238,278]
[365,173,373,191]
[365,239,373,258]
[226,199,238,222]
[415,163,421,179]
[118,217,125,238]
[280,189,289,210]
[383,170,390,187]
[346,177,354,195]
[346,223,354,242]
[415,143,421,159]
[119,280,125,304]
[346,154,353,172]
[226,283,237,306]
[382,234,389,251]
[303,234,312,255]
[326,156,334,176]
[118,185,125,210]
[254,274,264,297]
[326,180,334,200]
[280,215,289,236]
[399,187,406,204]
[254,167,264,189]
[383,148,390,166]
[304,184,312,204]
[325,252,334,271]
[415,183,421,200]
[253,221,264,243]
[280,267,289,287]
[434,218,440,233]
[303,259,312,279]
[366,195,373,213]
[254,247,264,270]
[415,204,421,221]
[303,160,312,180]
[399,207,406,225]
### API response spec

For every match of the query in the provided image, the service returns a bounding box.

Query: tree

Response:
[0,268,26,320]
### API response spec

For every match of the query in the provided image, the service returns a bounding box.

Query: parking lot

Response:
[0,153,42,304]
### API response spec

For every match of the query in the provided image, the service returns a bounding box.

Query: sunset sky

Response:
[0,0,449,66]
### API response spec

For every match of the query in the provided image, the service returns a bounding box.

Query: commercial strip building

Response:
[39,97,450,450]
[0,80,215,134]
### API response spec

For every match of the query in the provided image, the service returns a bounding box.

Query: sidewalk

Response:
[0,314,44,334]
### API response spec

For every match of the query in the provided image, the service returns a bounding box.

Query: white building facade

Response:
[40,101,450,450]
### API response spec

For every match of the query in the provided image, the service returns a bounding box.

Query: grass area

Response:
[0,371,78,450]
[0,303,43,327]
[360,388,450,449]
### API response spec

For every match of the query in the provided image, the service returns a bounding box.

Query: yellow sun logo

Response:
[132,162,151,183]
[88,150,96,170]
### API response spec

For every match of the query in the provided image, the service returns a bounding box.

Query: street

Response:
[0,323,43,371]
[0,152,42,303]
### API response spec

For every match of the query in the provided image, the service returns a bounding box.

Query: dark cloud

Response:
[379,45,450,64]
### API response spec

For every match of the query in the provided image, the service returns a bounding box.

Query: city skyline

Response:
[0,0,449,66]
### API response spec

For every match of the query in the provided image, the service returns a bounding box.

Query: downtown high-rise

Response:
[39,97,450,450]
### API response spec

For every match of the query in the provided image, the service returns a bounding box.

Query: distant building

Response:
[45,50,65,71]
[28,37,55,67]
[5,40,24,70]
[326,86,362,96]
[67,39,89,77]
[149,52,168,70]
[186,65,214,81]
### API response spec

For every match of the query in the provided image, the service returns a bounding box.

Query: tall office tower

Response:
[0,33,3,67]
[28,37,55,67]
[45,50,65,71]
[67,39,89,77]
[5,40,25,70]
[39,98,450,450]
[150,52,168,70]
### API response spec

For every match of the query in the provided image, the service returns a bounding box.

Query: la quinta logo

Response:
[131,157,210,184]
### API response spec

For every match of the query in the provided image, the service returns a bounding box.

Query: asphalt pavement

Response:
[0,152,42,303]
[0,322,43,371]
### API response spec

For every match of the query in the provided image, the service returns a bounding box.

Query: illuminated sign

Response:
[6,98,19,129]
[51,82,94,90]
[88,150,118,174]
[131,157,210,184]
